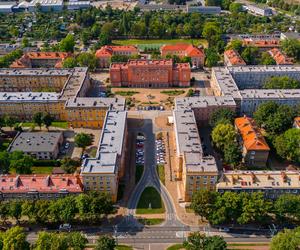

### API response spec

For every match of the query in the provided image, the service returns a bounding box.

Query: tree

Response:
[270,227,300,250]
[0,202,9,224]
[42,113,53,131]
[9,153,33,174]
[60,157,80,174]
[34,232,68,250]
[260,52,276,65]
[33,112,43,130]
[202,22,222,47]
[229,2,243,13]
[21,200,36,222]
[212,123,236,150]
[74,133,93,156]
[59,34,75,53]
[67,232,88,250]
[62,57,77,68]
[281,38,300,60]
[206,236,227,250]
[226,39,243,53]
[274,194,300,221]
[274,128,300,163]
[98,32,112,46]
[8,201,22,223]
[205,48,219,67]
[241,46,259,65]
[191,190,218,220]
[0,151,10,174]
[76,52,97,71]
[263,76,300,89]
[183,232,226,250]
[2,226,30,250]
[49,196,77,223]
[4,115,16,130]
[209,108,235,127]
[95,235,116,250]
[223,142,242,167]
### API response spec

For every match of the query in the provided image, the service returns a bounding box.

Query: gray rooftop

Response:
[8,132,62,153]
[240,89,300,99]
[173,110,217,173]
[66,97,125,110]
[81,111,127,174]
[175,96,236,110]
[0,92,60,102]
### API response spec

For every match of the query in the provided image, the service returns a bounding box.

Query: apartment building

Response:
[217,171,300,199]
[8,132,63,160]
[10,52,70,68]
[173,109,218,201]
[110,59,191,88]
[81,111,127,202]
[267,48,293,65]
[160,44,205,68]
[243,4,273,17]
[0,68,125,128]
[175,96,236,124]
[235,116,270,167]
[0,174,83,200]
[95,45,139,68]
[242,38,280,50]
[223,50,246,66]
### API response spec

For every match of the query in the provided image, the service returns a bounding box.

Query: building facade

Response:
[0,174,83,200]
[235,116,270,167]
[95,45,139,68]
[160,44,205,68]
[8,132,63,160]
[81,111,128,202]
[217,171,300,199]
[110,59,191,88]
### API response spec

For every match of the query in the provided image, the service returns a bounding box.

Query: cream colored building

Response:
[80,111,128,202]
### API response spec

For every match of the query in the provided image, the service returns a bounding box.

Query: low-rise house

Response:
[242,38,280,50]
[10,52,70,68]
[95,45,139,68]
[0,174,83,200]
[8,132,63,160]
[267,48,293,65]
[293,117,300,129]
[224,49,246,66]
[217,170,300,199]
[160,44,205,68]
[235,116,270,167]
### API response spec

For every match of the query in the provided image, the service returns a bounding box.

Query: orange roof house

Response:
[95,45,139,68]
[268,48,294,65]
[0,174,83,199]
[160,44,205,68]
[10,52,70,68]
[224,49,246,66]
[293,117,300,129]
[242,39,280,49]
[235,116,270,167]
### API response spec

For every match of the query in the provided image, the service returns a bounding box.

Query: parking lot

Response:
[136,133,145,165]
[156,138,166,165]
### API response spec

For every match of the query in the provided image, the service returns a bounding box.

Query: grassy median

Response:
[136,187,165,214]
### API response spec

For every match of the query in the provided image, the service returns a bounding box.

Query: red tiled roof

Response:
[224,49,246,66]
[242,39,280,48]
[0,174,83,194]
[161,44,204,58]
[95,45,138,58]
[268,48,294,65]
[294,117,300,128]
[235,116,270,151]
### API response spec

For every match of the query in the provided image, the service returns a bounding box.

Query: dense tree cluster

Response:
[0,192,113,225]
[281,38,300,61]
[271,227,300,250]
[183,232,227,250]
[0,49,22,68]
[263,76,300,89]
[191,190,272,225]
[0,151,34,174]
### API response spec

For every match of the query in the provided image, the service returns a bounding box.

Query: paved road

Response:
[119,111,186,229]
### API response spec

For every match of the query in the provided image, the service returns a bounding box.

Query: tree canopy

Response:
[263,76,300,89]
[271,227,300,250]
[183,232,227,250]
[209,108,235,128]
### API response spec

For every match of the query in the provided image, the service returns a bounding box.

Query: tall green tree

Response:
[2,226,30,250]
[281,38,300,60]
[241,46,259,65]
[95,235,116,250]
[33,112,44,130]
[74,133,93,156]
[59,34,75,53]
[205,48,219,67]
[76,53,97,71]
[270,227,300,250]
[202,22,222,47]
[60,157,80,174]
[260,52,276,65]
[263,76,300,89]
[212,123,236,150]
[209,108,235,127]
[42,113,53,131]
[0,151,10,174]
[223,142,242,167]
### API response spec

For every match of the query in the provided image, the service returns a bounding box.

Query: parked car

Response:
[59,224,71,232]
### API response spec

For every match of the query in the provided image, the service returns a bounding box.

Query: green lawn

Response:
[112,39,208,50]
[115,91,139,96]
[135,165,144,184]
[19,121,68,129]
[167,244,185,250]
[136,187,165,214]
[31,166,53,174]
[157,164,165,185]
[161,90,185,96]
[116,245,133,250]
[138,218,164,225]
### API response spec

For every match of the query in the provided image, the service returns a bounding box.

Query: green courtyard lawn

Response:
[31,166,53,174]
[115,91,139,96]
[112,39,208,50]
[19,121,68,129]
[157,164,165,185]
[138,218,164,225]
[161,90,185,96]
[116,245,133,250]
[136,187,165,214]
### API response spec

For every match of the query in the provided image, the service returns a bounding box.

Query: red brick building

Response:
[110,59,191,88]
[160,44,205,68]
[95,45,139,68]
